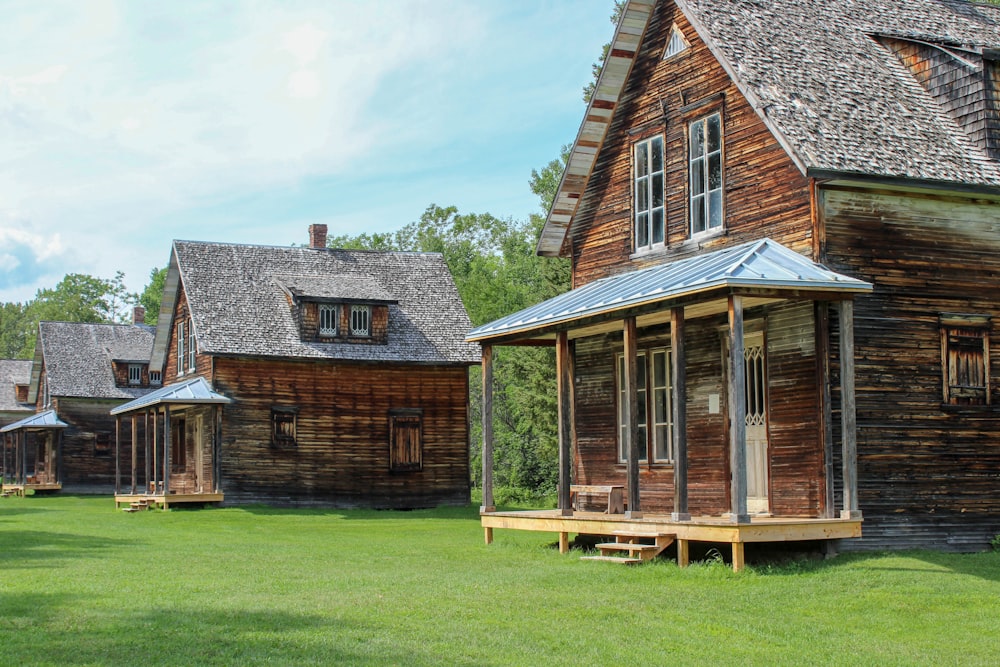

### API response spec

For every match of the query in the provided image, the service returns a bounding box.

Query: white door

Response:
[744,332,769,514]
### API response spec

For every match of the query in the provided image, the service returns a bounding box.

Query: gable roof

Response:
[150,240,479,367]
[0,359,33,417]
[110,377,232,416]
[468,238,872,343]
[29,322,156,402]
[539,0,1000,256]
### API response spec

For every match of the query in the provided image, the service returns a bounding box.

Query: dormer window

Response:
[150,371,162,386]
[128,364,143,385]
[350,305,371,337]
[319,304,338,336]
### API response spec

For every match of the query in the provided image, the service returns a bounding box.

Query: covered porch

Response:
[111,377,231,510]
[1,409,67,496]
[468,239,872,570]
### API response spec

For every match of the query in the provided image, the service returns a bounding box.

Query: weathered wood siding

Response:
[571,300,824,517]
[52,397,142,493]
[299,302,390,344]
[212,357,470,508]
[568,4,812,286]
[164,284,212,384]
[822,185,1000,550]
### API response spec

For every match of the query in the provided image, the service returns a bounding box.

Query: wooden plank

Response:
[677,539,689,568]
[732,542,745,573]
[624,317,642,517]
[839,300,861,519]
[481,345,495,512]
[559,532,570,554]
[557,332,573,516]
[671,306,690,520]
[728,295,749,522]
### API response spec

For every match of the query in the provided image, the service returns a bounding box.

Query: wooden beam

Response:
[131,414,138,495]
[559,531,570,554]
[144,410,151,494]
[163,406,171,495]
[839,300,861,519]
[215,404,223,494]
[55,429,64,486]
[728,295,750,523]
[671,307,690,521]
[115,415,121,495]
[624,317,642,518]
[732,541,746,573]
[480,345,495,513]
[816,302,835,518]
[557,331,574,516]
[676,539,689,568]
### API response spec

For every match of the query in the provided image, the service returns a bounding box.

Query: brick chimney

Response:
[133,305,145,325]
[309,224,328,249]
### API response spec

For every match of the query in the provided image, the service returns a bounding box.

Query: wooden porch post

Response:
[20,432,26,485]
[163,406,171,496]
[144,410,151,494]
[115,415,121,495]
[151,409,158,493]
[557,331,574,516]
[131,414,138,494]
[214,404,223,494]
[624,317,642,518]
[671,307,690,521]
[728,295,750,523]
[480,344,495,515]
[816,302,835,518]
[56,429,63,486]
[839,300,862,519]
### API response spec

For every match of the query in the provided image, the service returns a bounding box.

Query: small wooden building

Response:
[1,410,68,496]
[472,0,1000,565]
[0,359,33,426]
[115,225,479,509]
[26,315,157,493]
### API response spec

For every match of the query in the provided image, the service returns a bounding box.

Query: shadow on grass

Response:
[747,547,1000,582]
[0,530,133,569]
[0,595,475,667]
[239,503,483,522]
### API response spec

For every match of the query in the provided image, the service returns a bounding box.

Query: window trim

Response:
[633,135,666,254]
[271,407,298,448]
[318,304,338,337]
[616,347,674,464]
[187,318,196,372]
[389,409,423,472]
[350,305,372,337]
[940,314,991,406]
[688,110,724,238]
[128,363,143,386]
[176,319,185,376]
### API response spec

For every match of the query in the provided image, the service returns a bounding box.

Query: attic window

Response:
[319,304,338,336]
[662,24,690,60]
[128,364,143,385]
[150,371,162,386]
[350,305,371,337]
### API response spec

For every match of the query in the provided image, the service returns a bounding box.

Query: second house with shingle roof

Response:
[113,225,479,509]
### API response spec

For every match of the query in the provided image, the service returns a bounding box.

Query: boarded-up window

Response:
[941,314,991,406]
[271,408,297,448]
[171,418,187,470]
[389,411,422,472]
[95,432,112,456]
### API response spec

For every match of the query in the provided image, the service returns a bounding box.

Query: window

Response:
[389,411,422,472]
[271,408,297,448]
[617,348,673,463]
[187,318,196,371]
[171,418,187,470]
[94,433,112,456]
[941,315,991,405]
[634,136,666,251]
[319,304,338,336]
[149,370,162,386]
[177,320,185,375]
[662,24,690,60]
[689,112,723,235]
[128,363,143,385]
[350,305,371,337]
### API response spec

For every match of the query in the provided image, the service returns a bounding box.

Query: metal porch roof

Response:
[110,377,233,416]
[467,239,872,342]
[1,409,69,433]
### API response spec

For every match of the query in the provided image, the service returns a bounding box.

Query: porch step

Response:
[595,542,661,555]
[123,500,150,513]
[581,531,676,564]
[580,555,643,565]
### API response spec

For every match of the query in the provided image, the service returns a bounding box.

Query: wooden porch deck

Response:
[114,492,224,510]
[2,482,62,497]
[482,509,862,572]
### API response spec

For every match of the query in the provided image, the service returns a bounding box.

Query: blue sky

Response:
[0,0,614,302]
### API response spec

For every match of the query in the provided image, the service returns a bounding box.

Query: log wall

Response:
[822,185,1000,550]
[212,357,470,508]
[567,4,812,285]
[52,397,141,493]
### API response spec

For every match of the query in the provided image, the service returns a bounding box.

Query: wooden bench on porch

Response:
[570,484,625,514]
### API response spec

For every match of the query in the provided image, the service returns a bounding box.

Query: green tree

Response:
[137,267,168,326]
[0,302,34,359]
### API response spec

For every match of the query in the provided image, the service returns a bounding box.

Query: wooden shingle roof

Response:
[151,240,479,367]
[30,322,155,402]
[539,0,1000,255]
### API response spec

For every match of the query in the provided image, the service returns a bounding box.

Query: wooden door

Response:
[744,332,769,514]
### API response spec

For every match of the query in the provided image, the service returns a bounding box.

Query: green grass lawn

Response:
[2,495,999,666]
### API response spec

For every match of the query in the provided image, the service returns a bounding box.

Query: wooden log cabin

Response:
[113,225,479,509]
[470,0,1000,567]
[21,313,157,494]
[1,410,68,496]
[0,359,34,494]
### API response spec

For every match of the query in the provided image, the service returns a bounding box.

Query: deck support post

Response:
[114,415,121,495]
[676,539,689,568]
[130,414,138,495]
[480,344,495,513]
[838,300,862,520]
[732,541,745,573]
[557,331,574,516]
[144,410,151,495]
[671,307,690,522]
[624,317,642,518]
[484,526,493,545]
[559,532,570,554]
[163,406,171,498]
[728,295,750,523]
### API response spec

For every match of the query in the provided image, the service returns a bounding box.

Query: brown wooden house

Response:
[22,315,157,494]
[113,225,478,509]
[0,359,35,493]
[470,0,1000,567]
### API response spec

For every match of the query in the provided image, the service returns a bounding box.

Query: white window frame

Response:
[350,305,371,337]
[187,318,196,371]
[128,363,143,386]
[633,135,666,252]
[176,320,185,375]
[319,304,338,336]
[617,347,673,464]
[149,370,162,386]
[689,111,723,236]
